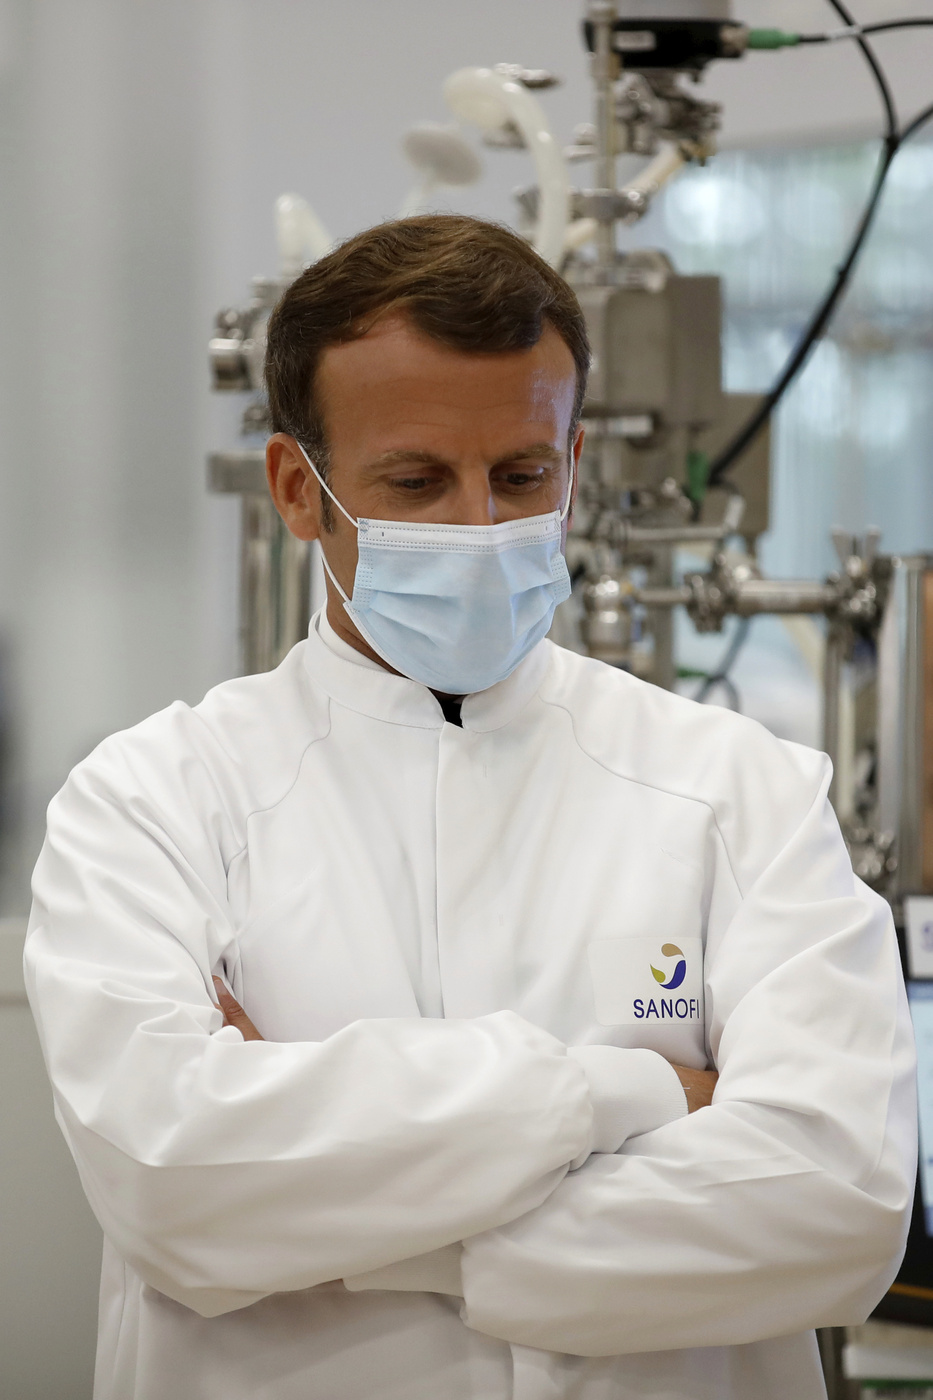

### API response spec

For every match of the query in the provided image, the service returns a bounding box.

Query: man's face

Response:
[267,311,584,662]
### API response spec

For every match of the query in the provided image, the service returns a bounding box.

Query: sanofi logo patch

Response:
[651,942,687,990]
[588,936,704,1028]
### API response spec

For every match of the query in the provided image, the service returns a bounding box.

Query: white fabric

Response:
[24,617,916,1400]
[344,1242,465,1297]
[568,1044,688,1151]
[343,1048,687,1298]
[316,604,385,671]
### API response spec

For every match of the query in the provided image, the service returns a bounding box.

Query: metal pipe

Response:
[902,565,928,891]
[731,579,835,616]
[878,555,933,895]
[644,544,677,689]
[636,586,691,607]
[239,495,311,676]
[620,494,745,549]
[622,524,735,546]
[588,0,618,279]
[633,579,834,613]
[209,450,312,675]
[822,624,845,811]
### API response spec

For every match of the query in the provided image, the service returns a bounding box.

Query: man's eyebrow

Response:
[492,443,565,466]
[361,443,565,474]
[361,449,452,474]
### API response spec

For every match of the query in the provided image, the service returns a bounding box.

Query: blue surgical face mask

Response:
[295,443,573,695]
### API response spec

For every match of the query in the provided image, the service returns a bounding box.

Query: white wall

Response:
[0,920,101,1400]
[0,0,240,910]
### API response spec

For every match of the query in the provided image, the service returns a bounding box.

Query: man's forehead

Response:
[314,314,577,458]
[316,312,576,397]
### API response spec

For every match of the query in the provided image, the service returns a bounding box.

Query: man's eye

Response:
[501,472,542,488]
[393,477,433,491]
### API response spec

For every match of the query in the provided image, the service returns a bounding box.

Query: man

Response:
[26,215,915,1400]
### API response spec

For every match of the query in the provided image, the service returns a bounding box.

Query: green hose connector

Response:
[686,450,710,507]
[747,28,802,49]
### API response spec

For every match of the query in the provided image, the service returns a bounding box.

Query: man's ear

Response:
[569,422,584,520]
[266,434,322,541]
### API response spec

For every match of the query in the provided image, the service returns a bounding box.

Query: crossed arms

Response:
[24,734,915,1353]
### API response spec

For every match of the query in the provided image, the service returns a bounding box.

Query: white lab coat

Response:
[25,613,916,1400]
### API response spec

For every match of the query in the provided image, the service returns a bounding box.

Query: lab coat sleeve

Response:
[459,753,917,1356]
[567,1044,688,1150]
[24,731,594,1319]
[344,1243,466,1296]
[343,1046,688,1296]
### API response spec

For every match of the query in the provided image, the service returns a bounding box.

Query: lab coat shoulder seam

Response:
[61,707,245,876]
[538,690,745,896]
[224,701,334,869]
[185,664,335,865]
[719,755,836,913]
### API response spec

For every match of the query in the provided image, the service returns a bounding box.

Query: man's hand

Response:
[672,1064,718,1113]
[212,977,265,1041]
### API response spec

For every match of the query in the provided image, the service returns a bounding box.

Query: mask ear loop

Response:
[294,440,359,528]
[559,453,575,522]
[292,439,358,604]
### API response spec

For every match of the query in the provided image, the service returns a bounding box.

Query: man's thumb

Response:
[212,976,264,1041]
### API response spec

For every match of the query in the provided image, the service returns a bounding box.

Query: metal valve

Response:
[582,570,636,666]
[208,277,283,397]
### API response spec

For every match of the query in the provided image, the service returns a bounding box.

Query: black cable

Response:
[705,0,900,489]
[706,140,896,485]
[800,19,933,44]
[697,674,741,710]
[693,617,751,708]
[825,0,899,137]
[900,96,933,144]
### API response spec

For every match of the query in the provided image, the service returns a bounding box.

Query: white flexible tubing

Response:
[626,143,685,199]
[443,67,570,269]
[563,218,599,253]
[275,193,333,278]
[397,179,437,219]
[561,146,686,254]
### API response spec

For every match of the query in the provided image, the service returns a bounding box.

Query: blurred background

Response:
[2,1,933,1395]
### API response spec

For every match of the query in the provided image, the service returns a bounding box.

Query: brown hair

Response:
[264,214,589,501]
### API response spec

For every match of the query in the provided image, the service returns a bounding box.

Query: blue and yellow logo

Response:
[633,941,699,1021]
[650,942,687,990]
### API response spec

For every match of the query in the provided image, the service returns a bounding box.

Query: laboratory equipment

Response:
[206,0,933,919]
[437,0,926,914]
[208,273,308,677]
[398,123,482,217]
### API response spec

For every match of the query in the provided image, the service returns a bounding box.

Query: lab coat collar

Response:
[303,609,551,732]
[461,642,551,733]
